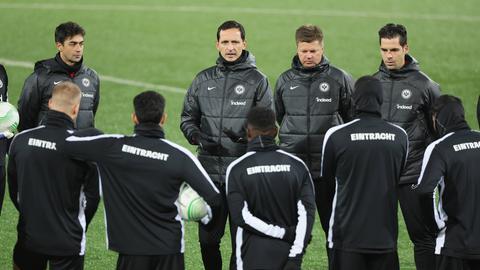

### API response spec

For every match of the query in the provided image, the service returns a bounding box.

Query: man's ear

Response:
[160,113,168,126]
[132,113,139,125]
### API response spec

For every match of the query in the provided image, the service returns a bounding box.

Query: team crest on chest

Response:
[82,78,90,87]
[234,85,245,95]
[401,89,412,99]
[319,82,330,92]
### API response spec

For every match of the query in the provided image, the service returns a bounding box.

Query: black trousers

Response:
[436,255,480,270]
[13,243,84,270]
[399,183,437,270]
[198,181,236,270]
[329,249,399,270]
[314,178,335,268]
[116,253,184,270]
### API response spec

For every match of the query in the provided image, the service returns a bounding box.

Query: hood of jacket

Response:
[378,54,420,79]
[216,50,257,71]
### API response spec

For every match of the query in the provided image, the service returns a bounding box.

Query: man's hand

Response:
[0,130,14,139]
[193,132,220,153]
[223,128,247,144]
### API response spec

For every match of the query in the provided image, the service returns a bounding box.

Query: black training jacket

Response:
[321,113,408,253]
[226,136,315,269]
[64,123,221,255]
[18,53,100,131]
[373,54,440,184]
[415,102,480,259]
[274,56,354,179]
[7,110,100,256]
[180,51,273,183]
[0,64,8,215]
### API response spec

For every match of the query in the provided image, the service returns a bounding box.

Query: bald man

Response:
[8,81,99,270]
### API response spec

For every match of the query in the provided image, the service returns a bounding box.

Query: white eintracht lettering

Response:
[453,141,480,152]
[121,144,169,161]
[28,138,57,150]
[246,164,291,175]
[350,133,396,141]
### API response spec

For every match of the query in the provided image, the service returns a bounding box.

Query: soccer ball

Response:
[0,102,19,133]
[176,182,208,221]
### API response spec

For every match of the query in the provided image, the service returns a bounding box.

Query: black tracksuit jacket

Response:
[373,55,440,184]
[321,113,408,253]
[7,110,100,256]
[415,102,480,259]
[274,55,354,179]
[64,123,221,255]
[18,53,100,131]
[0,64,8,215]
[180,51,273,183]
[226,136,316,269]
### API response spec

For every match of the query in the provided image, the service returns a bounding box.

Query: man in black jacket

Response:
[18,21,100,132]
[0,63,10,215]
[226,107,315,270]
[180,20,273,270]
[274,24,354,244]
[65,91,221,270]
[321,76,408,270]
[373,23,441,270]
[8,82,100,270]
[415,95,480,270]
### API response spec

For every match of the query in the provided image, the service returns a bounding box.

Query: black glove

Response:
[283,259,301,270]
[283,226,296,244]
[222,128,247,144]
[192,132,220,153]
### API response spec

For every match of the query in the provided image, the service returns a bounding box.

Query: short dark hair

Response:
[217,20,245,41]
[295,24,324,44]
[55,21,85,44]
[378,23,407,46]
[133,91,165,124]
[432,95,464,116]
[247,107,276,132]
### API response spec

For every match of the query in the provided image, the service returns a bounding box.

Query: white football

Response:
[176,182,208,221]
[0,102,19,133]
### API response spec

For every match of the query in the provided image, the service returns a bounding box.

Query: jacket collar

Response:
[292,55,330,73]
[378,54,420,79]
[216,50,257,71]
[247,135,279,152]
[133,123,165,138]
[44,110,76,129]
[34,53,84,77]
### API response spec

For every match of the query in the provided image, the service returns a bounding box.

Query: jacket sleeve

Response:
[180,79,202,145]
[82,162,100,228]
[424,80,441,142]
[92,74,100,116]
[274,76,286,125]
[64,129,115,163]
[7,142,19,211]
[339,72,355,122]
[320,128,337,182]
[226,167,293,242]
[254,76,273,109]
[17,73,42,132]
[414,143,445,234]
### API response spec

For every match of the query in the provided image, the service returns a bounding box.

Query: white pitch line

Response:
[0,58,186,94]
[0,3,479,22]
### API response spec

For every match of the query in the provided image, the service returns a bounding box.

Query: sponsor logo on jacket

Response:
[453,141,480,152]
[246,164,291,175]
[28,138,57,150]
[396,104,413,110]
[82,92,94,98]
[231,100,247,106]
[316,97,332,103]
[122,144,169,161]
[350,133,396,141]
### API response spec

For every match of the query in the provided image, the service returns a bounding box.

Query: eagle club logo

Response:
[401,89,412,99]
[235,85,245,95]
[0,79,3,88]
[82,78,90,87]
[319,82,330,92]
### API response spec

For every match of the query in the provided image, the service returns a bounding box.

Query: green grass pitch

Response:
[1,0,479,269]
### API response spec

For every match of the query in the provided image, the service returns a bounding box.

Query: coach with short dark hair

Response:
[8,82,100,270]
[415,95,480,270]
[18,21,100,132]
[373,23,441,270]
[180,20,273,270]
[226,106,315,270]
[64,90,221,270]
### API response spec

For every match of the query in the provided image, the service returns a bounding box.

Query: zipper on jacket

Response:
[306,77,312,164]
[218,70,229,182]
[388,80,395,121]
